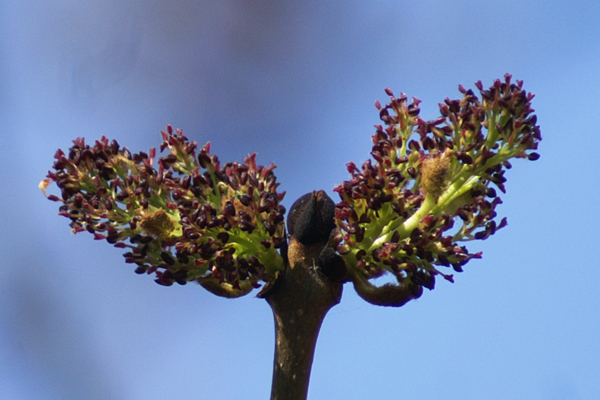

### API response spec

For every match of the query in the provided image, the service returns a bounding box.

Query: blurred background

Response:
[1,1,598,399]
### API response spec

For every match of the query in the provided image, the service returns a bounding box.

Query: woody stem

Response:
[264,240,343,400]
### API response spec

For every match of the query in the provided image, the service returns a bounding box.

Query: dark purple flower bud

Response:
[452,264,463,272]
[172,270,188,285]
[456,152,473,164]
[116,191,129,201]
[214,170,227,183]
[161,252,176,266]
[438,253,450,266]
[134,265,147,274]
[408,140,421,151]
[355,249,367,260]
[217,231,229,244]
[367,196,382,211]
[411,270,435,290]
[422,137,435,151]
[198,153,212,168]
[407,104,420,116]
[155,278,173,286]
[262,220,276,236]
[410,228,422,242]
[239,221,255,233]
[177,253,190,264]
[238,194,252,207]
[355,227,365,243]
[438,103,449,117]
[248,173,259,188]
[492,173,507,184]
[474,230,488,240]
[106,233,120,244]
[207,218,221,229]
[486,188,497,198]
[223,201,236,217]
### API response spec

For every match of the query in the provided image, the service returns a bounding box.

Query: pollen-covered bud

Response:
[140,209,176,239]
[420,152,450,202]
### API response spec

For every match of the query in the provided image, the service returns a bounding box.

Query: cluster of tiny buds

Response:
[41,125,287,293]
[42,75,540,306]
[332,75,541,295]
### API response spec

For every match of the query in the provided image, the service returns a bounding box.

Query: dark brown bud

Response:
[318,247,347,282]
[287,191,335,246]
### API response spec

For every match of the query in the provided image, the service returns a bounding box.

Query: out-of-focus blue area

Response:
[1,1,598,399]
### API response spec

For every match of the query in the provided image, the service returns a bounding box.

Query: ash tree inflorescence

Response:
[41,74,541,400]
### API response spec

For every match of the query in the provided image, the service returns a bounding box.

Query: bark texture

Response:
[265,237,342,400]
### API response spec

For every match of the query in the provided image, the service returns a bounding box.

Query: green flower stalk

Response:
[40,126,287,297]
[331,74,541,306]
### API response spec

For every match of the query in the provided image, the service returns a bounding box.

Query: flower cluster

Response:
[41,75,540,306]
[332,75,541,304]
[40,126,287,296]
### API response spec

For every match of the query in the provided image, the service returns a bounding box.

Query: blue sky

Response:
[1,1,599,399]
